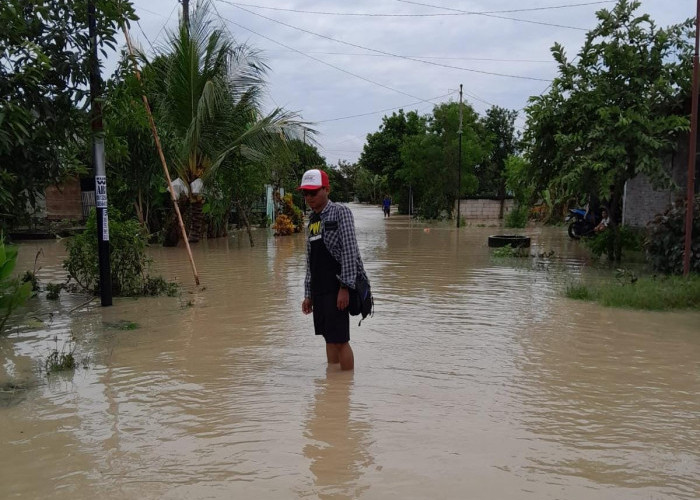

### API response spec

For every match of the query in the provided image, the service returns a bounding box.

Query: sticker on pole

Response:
[102,210,109,241]
[95,175,107,208]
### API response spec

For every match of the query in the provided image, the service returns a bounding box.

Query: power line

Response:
[216,0,551,82]
[269,50,555,64]
[221,1,614,17]
[396,0,614,15]
[315,91,458,123]
[152,2,179,44]
[396,0,594,30]
[210,10,436,104]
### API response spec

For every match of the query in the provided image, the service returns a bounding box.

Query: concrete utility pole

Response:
[457,84,463,228]
[88,0,112,306]
[182,0,189,31]
[683,0,700,276]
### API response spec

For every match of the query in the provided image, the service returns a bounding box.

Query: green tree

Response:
[0,0,137,226]
[322,161,356,203]
[150,1,302,242]
[523,0,693,258]
[103,57,167,234]
[398,102,485,219]
[478,106,519,207]
[359,109,427,212]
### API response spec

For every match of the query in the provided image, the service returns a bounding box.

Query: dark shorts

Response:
[312,292,350,344]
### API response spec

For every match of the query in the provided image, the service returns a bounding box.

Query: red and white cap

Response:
[298,169,329,190]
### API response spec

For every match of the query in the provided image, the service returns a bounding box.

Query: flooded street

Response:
[2,203,699,499]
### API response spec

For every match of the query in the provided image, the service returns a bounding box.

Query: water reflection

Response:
[303,368,372,499]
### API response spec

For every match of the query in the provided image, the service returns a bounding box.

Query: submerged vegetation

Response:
[566,274,700,311]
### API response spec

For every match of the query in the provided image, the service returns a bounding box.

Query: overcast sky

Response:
[114,0,692,166]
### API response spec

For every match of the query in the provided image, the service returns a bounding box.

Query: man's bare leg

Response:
[326,342,354,370]
[338,342,354,371]
[326,343,340,364]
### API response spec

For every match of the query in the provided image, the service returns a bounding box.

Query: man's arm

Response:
[336,206,359,288]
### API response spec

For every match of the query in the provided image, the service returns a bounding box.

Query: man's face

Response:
[303,186,330,213]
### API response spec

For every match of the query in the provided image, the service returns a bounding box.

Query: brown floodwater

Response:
[1,204,699,499]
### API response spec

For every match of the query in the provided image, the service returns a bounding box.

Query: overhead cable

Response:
[315,91,459,123]
[222,1,613,17]
[272,50,555,64]
[210,11,438,104]
[217,1,551,82]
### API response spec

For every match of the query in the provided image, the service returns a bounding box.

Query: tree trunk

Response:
[607,177,625,262]
[236,200,255,247]
[189,197,203,243]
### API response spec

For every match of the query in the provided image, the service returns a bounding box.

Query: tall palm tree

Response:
[152,1,304,241]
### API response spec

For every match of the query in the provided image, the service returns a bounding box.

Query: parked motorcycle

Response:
[566,208,597,239]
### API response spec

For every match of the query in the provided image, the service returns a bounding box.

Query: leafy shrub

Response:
[64,208,178,296]
[504,205,528,228]
[46,282,63,300]
[583,225,644,259]
[645,195,700,275]
[281,193,304,232]
[1,238,32,334]
[272,214,295,236]
[272,194,304,236]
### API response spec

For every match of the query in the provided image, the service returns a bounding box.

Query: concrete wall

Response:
[623,140,690,227]
[44,177,83,221]
[457,198,515,220]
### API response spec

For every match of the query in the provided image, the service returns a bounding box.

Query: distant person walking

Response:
[382,194,391,218]
[300,169,368,371]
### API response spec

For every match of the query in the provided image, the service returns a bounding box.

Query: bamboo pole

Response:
[121,23,200,286]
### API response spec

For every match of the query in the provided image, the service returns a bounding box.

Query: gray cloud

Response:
[117,0,689,165]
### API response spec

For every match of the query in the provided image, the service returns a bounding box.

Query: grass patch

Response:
[491,245,529,258]
[45,337,76,375]
[566,274,700,310]
[103,320,140,330]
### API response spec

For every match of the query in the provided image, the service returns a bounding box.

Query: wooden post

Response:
[121,23,200,286]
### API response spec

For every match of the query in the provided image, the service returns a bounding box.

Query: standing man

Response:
[382,194,391,218]
[300,169,368,371]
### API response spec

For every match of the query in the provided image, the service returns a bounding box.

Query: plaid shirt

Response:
[304,200,367,298]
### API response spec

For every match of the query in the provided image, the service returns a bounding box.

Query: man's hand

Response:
[302,297,313,315]
[337,287,349,310]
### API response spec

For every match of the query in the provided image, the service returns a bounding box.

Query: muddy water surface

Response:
[1,204,699,499]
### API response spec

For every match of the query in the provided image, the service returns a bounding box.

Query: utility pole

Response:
[683,0,699,276]
[182,0,189,31]
[88,0,112,306]
[457,84,463,228]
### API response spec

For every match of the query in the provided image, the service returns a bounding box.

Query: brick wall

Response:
[456,199,515,220]
[44,177,84,221]
[623,139,690,227]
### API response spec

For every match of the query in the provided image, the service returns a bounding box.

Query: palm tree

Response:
[152,1,304,241]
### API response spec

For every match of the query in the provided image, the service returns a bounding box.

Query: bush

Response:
[272,193,304,236]
[583,225,644,259]
[64,208,178,297]
[281,193,304,232]
[272,214,295,236]
[504,205,528,228]
[1,238,32,334]
[645,195,700,275]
